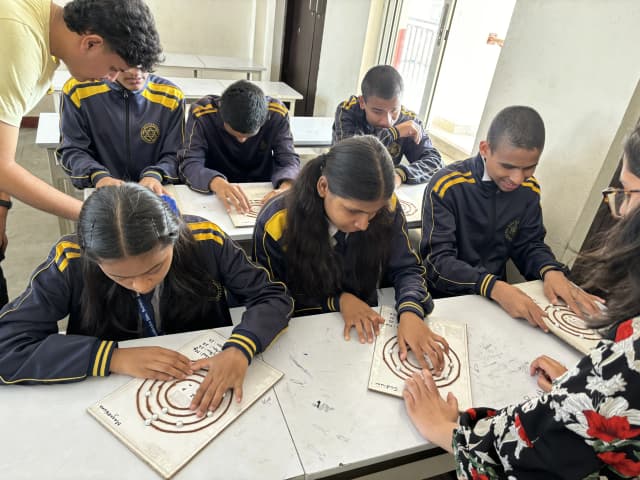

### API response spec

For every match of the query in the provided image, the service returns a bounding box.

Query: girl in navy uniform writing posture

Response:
[0,183,292,416]
[253,135,448,371]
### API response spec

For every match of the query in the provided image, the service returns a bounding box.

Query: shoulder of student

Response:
[145,75,185,101]
[190,95,221,119]
[266,97,289,118]
[257,196,288,242]
[183,215,227,246]
[399,106,422,124]
[338,95,360,111]
[49,235,83,273]
[428,158,477,199]
[62,78,111,108]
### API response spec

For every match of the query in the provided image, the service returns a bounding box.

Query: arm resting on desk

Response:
[0,242,114,385]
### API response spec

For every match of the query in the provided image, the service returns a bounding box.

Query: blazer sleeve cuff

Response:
[89,340,117,377]
[140,169,164,182]
[476,273,498,298]
[223,330,261,364]
[397,300,425,319]
[325,294,341,312]
[90,170,112,186]
[539,263,568,279]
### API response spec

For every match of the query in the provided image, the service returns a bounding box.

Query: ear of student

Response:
[317,176,329,198]
[82,34,105,52]
[479,140,491,157]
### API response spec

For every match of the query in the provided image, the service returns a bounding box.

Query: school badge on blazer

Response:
[505,219,520,241]
[207,280,224,301]
[140,123,160,144]
[387,142,401,159]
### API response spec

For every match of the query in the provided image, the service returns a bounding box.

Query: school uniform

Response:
[57,75,185,188]
[420,153,567,299]
[0,216,293,385]
[179,96,300,193]
[253,194,433,318]
[332,95,444,184]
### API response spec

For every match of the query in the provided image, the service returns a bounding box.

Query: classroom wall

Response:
[474,0,640,265]
[313,0,372,116]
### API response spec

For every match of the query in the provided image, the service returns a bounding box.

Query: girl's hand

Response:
[110,346,193,380]
[403,369,459,452]
[339,293,384,343]
[189,348,249,417]
[398,312,449,374]
[529,355,567,392]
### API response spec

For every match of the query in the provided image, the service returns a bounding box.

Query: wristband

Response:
[0,199,12,210]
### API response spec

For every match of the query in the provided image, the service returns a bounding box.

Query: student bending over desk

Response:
[0,184,292,416]
[421,105,601,329]
[332,65,444,186]
[57,67,185,195]
[404,147,640,477]
[179,80,300,214]
[253,136,448,371]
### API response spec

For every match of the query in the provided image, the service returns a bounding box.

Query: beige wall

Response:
[475,0,640,265]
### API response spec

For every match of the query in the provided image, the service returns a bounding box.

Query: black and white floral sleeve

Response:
[452,317,640,480]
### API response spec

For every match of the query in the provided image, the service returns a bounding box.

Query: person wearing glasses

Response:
[404,125,640,479]
[602,125,640,218]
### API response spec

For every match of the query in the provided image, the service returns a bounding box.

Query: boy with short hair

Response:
[332,65,443,186]
[58,67,184,195]
[420,105,601,328]
[179,80,300,213]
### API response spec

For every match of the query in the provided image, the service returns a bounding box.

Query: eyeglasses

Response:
[601,187,640,218]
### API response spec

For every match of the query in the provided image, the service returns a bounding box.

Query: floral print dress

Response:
[453,317,640,479]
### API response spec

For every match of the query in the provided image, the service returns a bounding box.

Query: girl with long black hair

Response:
[0,183,292,416]
[253,135,448,371]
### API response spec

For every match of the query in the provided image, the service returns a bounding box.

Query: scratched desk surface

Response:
[0,322,304,480]
[262,283,582,479]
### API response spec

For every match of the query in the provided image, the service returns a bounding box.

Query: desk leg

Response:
[287,101,296,116]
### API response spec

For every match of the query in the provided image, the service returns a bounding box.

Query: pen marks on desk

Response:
[87,331,283,479]
[289,354,313,378]
[368,306,473,410]
[312,400,334,413]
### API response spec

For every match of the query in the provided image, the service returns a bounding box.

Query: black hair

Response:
[487,106,545,152]
[283,135,395,299]
[580,205,640,328]
[76,184,226,339]
[623,123,640,177]
[219,80,268,134]
[63,0,163,72]
[361,65,404,101]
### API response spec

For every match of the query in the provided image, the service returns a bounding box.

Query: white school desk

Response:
[149,53,266,80]
[156,53,205,78]
[396,182,427,230]
[196,55,266,80]
[261,284,583,479]
[0,323,304,480]
[0,283,583,479]
[289,117,333,147]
